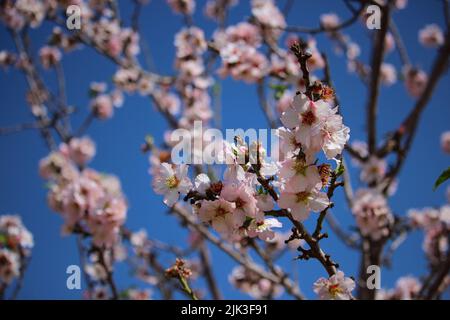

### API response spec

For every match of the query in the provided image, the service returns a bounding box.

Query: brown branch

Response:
[389,18,411,67]
[382,31,450,193]
[198,240,223,300]
[257,81,278,129]
[281,3,365,35]
[171,203,305,299]
[420,252,450,299]
[325,213,360,249]
[96,247,119,300]
[312,173,342,240]
[250,240,304,299]
[288,214,338,276]
[10,250,30,300]
[367,2,391,154]
[0,122,43,135]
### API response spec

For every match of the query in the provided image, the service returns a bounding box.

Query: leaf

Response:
[334,161,345,178]
[433,167,450,191]
[0,233,7,245]
[269,84,288,100]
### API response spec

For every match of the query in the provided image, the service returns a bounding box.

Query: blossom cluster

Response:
[39,137,127,248]
[0,215,33,285]
[377,276,422,300]
[229,265,283,299]
[408,204,449,266]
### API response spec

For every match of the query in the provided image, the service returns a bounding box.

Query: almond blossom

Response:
[313,271,355,300]
[419,24,444,48]
[279,183,329,222]
[152,163,192,206]
[167,0,195,15]
[0,215,34,252]
[0,248,20,284]
[247,217,282,241]
[378,276,421,300]
[380,63,397,86]
[39,46,61,69]
[352,189,393,241]
[229,265,283,299]
[198,198,241,237]
[60,137,96,167]
[440,131,450,154]
[221,183,258,218]
[403,66,428,98]
[280,93,350,159]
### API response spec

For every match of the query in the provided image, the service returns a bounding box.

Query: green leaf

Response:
[433,167,450,191]
[269,84,288,100]
[334,161,345,177]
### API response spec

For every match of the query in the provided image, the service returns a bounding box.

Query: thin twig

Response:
[198,241,223,300]
[367,2,391,154]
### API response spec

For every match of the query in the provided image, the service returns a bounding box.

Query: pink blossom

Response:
[440,131,450,154]
[352,189,393,241]
[380,63,397,86]
[346,42,361,60]
[152,163,192,206]
[419,24,444,48]
[39,46,61,69]
[221,183,258,218]
[255,193,274,211]
[138,75,155,96]
[38,151,78,181]
[280,93,350,159]
[320,108,350,159]
[403,66,428,98]
[0,50,16,68]
[394,0,408,10]
[218,43,269,83]
[1,6,25,30]
[198,198,242,237]
[91,94,114,119]
[393,276,421,300]
[313,271,355,300]
[175,27,207,59]
[88,285,109,300]
[87,197,127,247]
[247,217,282,240]
[251,0,286,38]
[61,137,96,166]
[167,0,195,15]
[320,13,340,31]
[0,215,34,251]
[279,158,321,191]
[15,0,46,28]
[276,127,300,158]
[194,173,211,195]
[306,39,325,71]
[384,32,395,54]
[113,68,140,92]
[127,288,152,300]
[270,52,301,80]
[275,90,295,114]
[224,22,262,48]
[279,183,329,222]
[60,175,106,227]
[153,90,180,115]
[229,265,283,298]
[0,249,20,284]
[204,0,238,21]
[360,156,387,184]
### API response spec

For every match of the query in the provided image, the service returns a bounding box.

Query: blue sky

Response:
[0,0,449,299]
